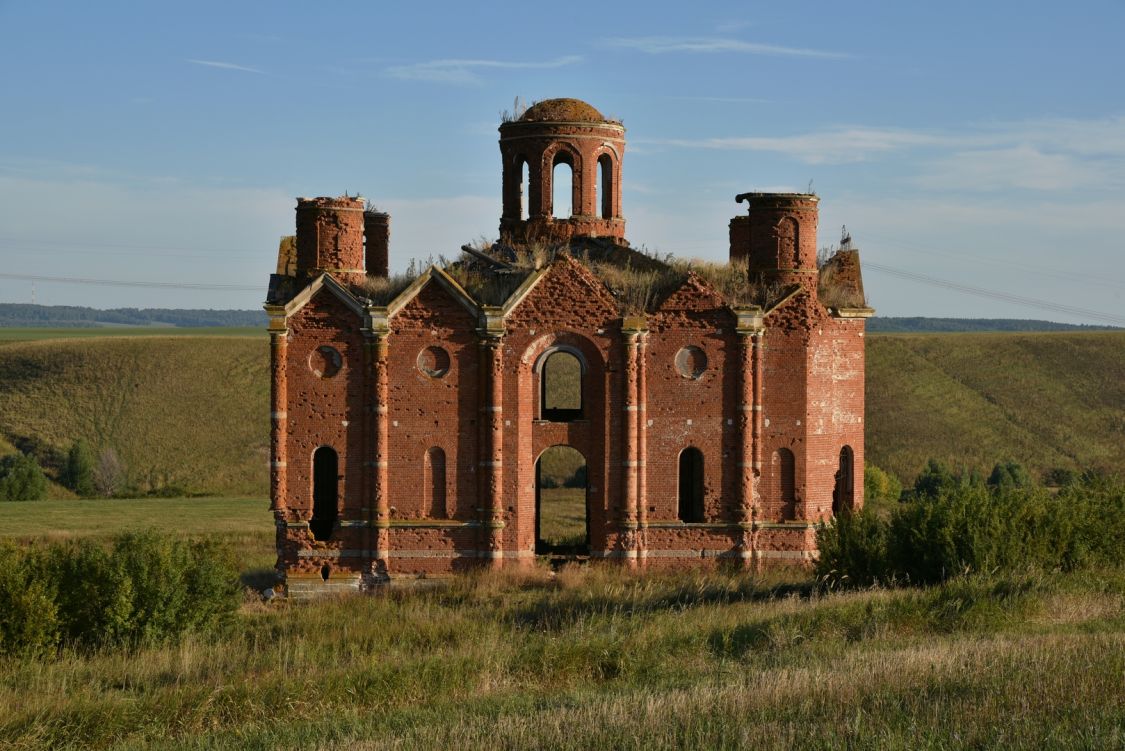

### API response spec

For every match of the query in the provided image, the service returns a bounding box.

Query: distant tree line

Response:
[0,304,267,328]
[867,317,1119,333]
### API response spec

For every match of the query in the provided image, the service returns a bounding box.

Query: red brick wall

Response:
[280,288,368,576]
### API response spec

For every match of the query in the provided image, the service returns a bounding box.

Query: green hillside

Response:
[0,330,1120,498]
[867,331,1125,482]
[0,336,269,497]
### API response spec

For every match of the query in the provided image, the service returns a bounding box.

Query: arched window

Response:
[833,446,854,515]
[774,448,796,520]
[424,447,446,518]
[541,349,583,422]
[519,158,530,220]
[535,445,588,553]
[598,154,613,219]
[678,447,704,523]
[552,152,574,218]
[311,446,338,541]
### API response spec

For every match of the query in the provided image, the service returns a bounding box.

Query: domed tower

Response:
[499,98,626,246]
[730,192,820,287]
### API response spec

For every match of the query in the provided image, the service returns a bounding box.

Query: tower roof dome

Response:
[519,98,607,123]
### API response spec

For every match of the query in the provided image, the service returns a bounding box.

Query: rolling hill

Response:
[0,330,1120,497]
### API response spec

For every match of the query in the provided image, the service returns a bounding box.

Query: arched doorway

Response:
[833,446,854,515]
[535,445,588,554]
[678,447,704,523]
[311,446,338,541]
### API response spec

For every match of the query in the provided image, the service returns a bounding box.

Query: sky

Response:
[1,1,1123,324]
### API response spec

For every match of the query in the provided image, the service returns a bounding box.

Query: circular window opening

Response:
[417,346,450,378]
[308,345,342,379]
[675,346,707,379]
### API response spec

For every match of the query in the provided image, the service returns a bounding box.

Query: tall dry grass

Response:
[0,565,1121,749]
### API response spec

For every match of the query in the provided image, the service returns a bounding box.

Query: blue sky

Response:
[1,1,1123,323]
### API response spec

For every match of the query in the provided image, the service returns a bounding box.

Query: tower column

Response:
[735,309,764,569]
[268,315,288,512]
[636,327,649,566]
[371,331,390,575]
[478,315,505,568]
[619,317,645,566]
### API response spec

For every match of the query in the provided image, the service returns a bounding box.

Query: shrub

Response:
[0,544,60,657]
[0,532,240,655]
[987,461,1033,490]
[0,453,48,501]
[62,439,97,497]
[816,473,1125,588]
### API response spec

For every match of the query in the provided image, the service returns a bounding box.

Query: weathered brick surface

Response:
[267,99,869,587]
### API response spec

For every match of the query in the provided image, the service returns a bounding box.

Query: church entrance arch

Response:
[535,445,589,555]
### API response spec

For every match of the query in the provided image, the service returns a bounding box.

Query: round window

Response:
[417,346,450,378]
[308,345,342,379]
[674,346,708,379]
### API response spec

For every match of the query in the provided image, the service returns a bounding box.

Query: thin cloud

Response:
[187,59,264,74]
[641,128,948,164]
[603,36,849,59]
[385,55,582,85]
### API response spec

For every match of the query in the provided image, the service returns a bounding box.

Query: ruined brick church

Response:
[265,98,872,592]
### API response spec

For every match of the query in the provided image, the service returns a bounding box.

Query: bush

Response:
[0,532,240,656]
[0,545,60,657]
[817,473,1125,588]
[62,439,96,497]
[987,461,1033,490]
[0,453,48,501]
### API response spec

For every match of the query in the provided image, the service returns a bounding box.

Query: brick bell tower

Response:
[498,98,626,246]
[729,192,820,288]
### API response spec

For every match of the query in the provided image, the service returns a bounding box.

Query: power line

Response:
[0,272,262,292]
[863,262,1125,327]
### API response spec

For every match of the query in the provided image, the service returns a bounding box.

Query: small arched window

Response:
[774,448,796,520]
[311,446,338,541]
[598,154,614,219]
[552,152,574,218]
[541,349,583,422]
[519,158,530,220]
[833,446,854,515]
[678,447,704,523]
[424,447,447,518]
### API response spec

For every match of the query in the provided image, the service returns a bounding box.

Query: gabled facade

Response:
[265,99,873,593]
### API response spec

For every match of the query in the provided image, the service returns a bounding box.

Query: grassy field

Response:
[539,487,587,546]
[0,553,1120,748]
[0,327,263,342]
[0,329,1121,500]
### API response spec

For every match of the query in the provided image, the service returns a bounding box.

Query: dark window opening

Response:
[311,446,338,541]
[776,448,796,520]
[598,154,613,219]
[552,152,574,218]
[678,448,704,523]
[425,447,447,518]
[535,445,589,555]
[833,446,854,515]
[320,564,331,581]
[541,350,583,422]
